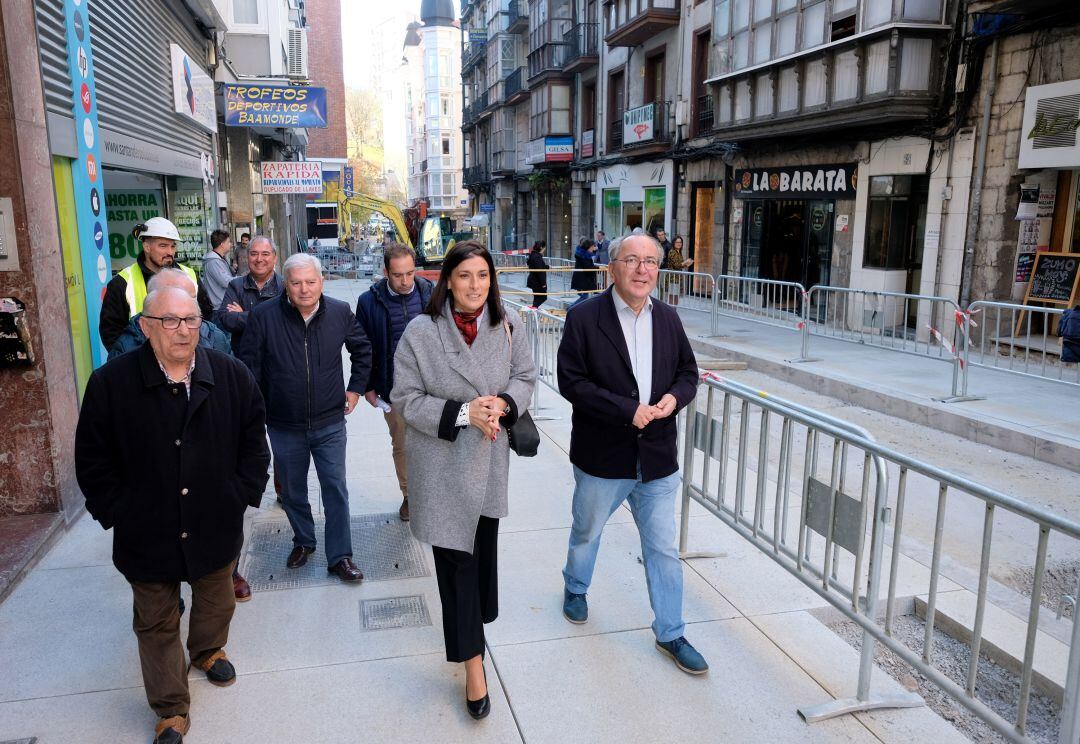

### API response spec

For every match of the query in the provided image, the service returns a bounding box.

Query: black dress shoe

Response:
[327,557,364,582]
[286,545,315,568]
[466,667,490,720]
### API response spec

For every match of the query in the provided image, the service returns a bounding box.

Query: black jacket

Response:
[1059,307,1080,364]
[557,288,698,481]
[74,344,270,583]
[99,253,215,350]
[571,247,598,291]
[238,291,372,431]
[526,250,548,291]
[355,276,434,401]
[216,271,284,347]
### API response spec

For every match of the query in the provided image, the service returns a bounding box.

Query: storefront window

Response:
[103,169,165,273]
[623,201,643,233]
[863,175,928,270]
[169,176,210,267]
[644,187,667,235]
[603,188,620,234]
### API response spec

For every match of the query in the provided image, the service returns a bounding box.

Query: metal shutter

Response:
[34,0,212,159]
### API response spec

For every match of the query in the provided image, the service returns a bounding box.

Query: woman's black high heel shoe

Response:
[466,666,490,720]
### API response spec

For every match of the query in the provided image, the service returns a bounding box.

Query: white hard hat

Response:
[137,216,181,242]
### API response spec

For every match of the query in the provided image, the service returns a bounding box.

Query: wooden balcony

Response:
[604,0,679,48]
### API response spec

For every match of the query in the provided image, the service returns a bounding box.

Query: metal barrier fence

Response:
[963,301,1080,391]
[655,270,717,333]
[713,274,808,333]
[681,373,1080,743]
[309,247,357,277]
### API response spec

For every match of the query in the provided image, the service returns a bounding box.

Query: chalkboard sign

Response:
[1025,252,1080,306]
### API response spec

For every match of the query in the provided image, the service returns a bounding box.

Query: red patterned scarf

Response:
[452,308,483,346]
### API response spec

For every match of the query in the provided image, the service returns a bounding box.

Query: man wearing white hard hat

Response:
[99,217,214,351]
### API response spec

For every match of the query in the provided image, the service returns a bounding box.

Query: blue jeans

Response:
[562,466,685,642]
[267,421,353,566]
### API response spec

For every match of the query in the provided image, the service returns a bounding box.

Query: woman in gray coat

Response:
[391,240,536,720]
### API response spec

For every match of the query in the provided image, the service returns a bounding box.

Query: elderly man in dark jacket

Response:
[557,232,707,676]
[355,243,433,521]
[238,252,372,582]
[75,286,270,744]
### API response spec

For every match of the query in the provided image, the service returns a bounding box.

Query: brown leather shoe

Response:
[399,498,410,522]
[328,557,364,582]
[153,714,190,744]
[286,545,315,568]
[233,571,252,602]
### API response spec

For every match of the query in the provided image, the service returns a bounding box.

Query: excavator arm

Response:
[341,193,413,250]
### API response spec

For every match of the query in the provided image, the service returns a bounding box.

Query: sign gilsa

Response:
[225,85,328,128]
[261,161,323,194]
[734,164,858,199]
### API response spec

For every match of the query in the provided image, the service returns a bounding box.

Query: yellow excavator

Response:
[341,191,455,266]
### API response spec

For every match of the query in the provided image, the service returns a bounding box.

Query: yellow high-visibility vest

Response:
[119,261,199,317]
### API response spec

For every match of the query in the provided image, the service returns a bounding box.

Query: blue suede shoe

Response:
[563,589,588,624]
[656,637,709,675]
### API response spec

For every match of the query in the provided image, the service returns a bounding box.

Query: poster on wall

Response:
[171,188,208,266]
[64,0,109,368]
[106,189,163,271]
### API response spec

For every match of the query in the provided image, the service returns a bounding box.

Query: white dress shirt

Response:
[611,288,653,404]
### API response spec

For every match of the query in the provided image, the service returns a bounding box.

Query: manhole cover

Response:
[360,595,431,631]
[242,513,429,592]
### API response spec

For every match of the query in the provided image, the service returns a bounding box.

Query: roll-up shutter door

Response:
[34,0,212,161]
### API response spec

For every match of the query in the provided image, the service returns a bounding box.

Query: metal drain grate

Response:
[360,595,431,631]
[242,513,429,592]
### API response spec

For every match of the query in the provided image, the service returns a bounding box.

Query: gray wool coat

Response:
[391,302,537,553]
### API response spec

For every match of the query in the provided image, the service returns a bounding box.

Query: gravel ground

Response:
[824,613,1061,743]
[1008,559,1080,620]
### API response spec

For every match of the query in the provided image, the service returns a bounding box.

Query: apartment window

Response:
[777,66,798,111]
[717,84,732,124]
[735,79,751,120]
[776,13,797,56]
[900,38,933,90]
[903,0,942,21]
[733,0,750,30]
[233,0,259,24]
[754,73,773,117]
[752,0,771,23]
[753,22,772,64]
[832,50,859,102]
[865,0,893,27]
[804,58,827,106]
[608,68,625,120]
[802,2,826,49]
[442,96,451,116]
[582,81,597,133]
[865,41,890,94]
[644,52,665,104]
[442,136,452,155]
[714,0,730,36]
[733,31,749,70]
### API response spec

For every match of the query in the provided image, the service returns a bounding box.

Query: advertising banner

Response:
[261,161,324,194]
[581,129,594,158]
[65,0,109,367]
[624,103,655,144]
[225,84,328,128]
[170,44,216,133]
[106,189,163,271]
[545,136,574,162]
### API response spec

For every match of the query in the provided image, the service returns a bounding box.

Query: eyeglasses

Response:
[613,256,661,270]
[143,315,203,330]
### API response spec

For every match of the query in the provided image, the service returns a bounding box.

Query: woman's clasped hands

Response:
[469,395,507,441]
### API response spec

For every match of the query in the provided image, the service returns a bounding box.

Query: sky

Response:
[340,0,460,90]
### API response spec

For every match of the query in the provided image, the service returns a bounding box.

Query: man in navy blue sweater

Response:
[355,244,434,521]
[238,253,372,582]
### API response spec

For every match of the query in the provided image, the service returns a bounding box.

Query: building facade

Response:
[404,0,468,229]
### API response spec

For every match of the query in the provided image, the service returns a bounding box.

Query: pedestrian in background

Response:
[664,235,693,306]
[392,240,536,719]
[570,237,599,307]
[76,286,270,744]
[557,232,708,676]
[201,229,235,310]
[355,243,434,522]
[526,240,549,308]
[238,253,371,583]
[232,232,251,275]
[595,230,610,265]
[217,236,284,350]
[99,217,214,351]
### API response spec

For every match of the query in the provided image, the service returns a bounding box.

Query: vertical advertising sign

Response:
[65,0,109,367]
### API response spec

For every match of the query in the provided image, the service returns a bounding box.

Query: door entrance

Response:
[740,198,834,298]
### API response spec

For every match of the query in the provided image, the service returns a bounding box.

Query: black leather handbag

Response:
[503,320,540,457]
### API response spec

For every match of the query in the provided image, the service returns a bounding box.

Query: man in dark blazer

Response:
[556,232,707,675]
[75,286,270,744]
